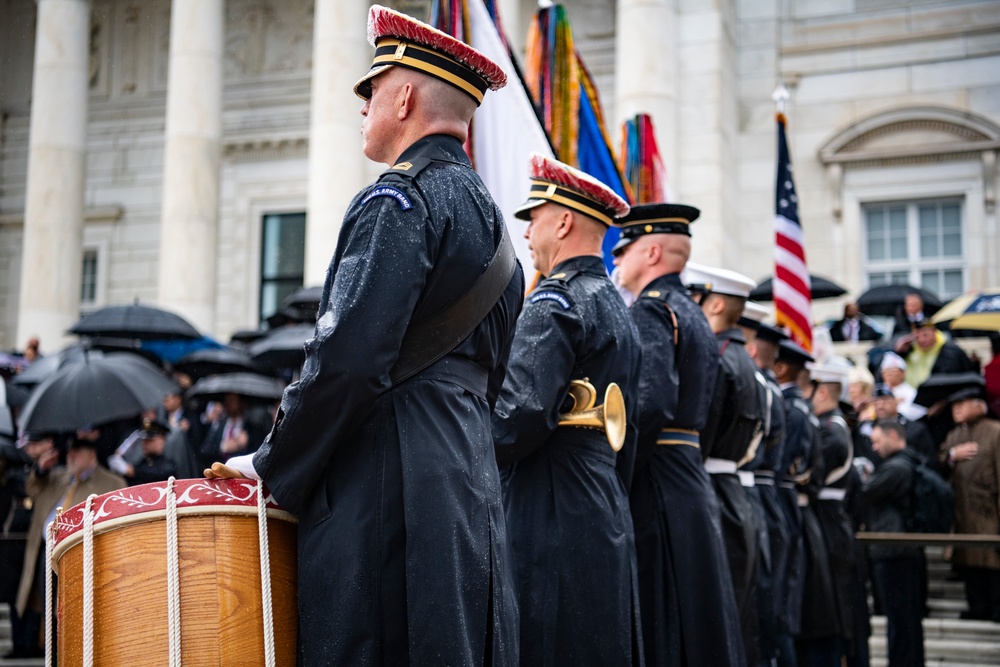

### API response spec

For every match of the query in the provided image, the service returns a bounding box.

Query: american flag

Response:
[773,112,813,351]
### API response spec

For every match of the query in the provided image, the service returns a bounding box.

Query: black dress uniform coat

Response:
[701,327,766,666]
[627,274,744,667]
[777,383,815,636]
[813,409,866,659]
[493,255,643,667]
[129,453,178,486]
[252,135,524,666]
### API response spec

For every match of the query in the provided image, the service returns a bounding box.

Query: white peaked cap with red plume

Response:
[354,5,507,105]
[513,153,630,227]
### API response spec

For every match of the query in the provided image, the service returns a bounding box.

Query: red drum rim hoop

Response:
[51,478,296,567]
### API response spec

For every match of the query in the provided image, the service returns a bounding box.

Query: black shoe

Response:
[960,609,991,621]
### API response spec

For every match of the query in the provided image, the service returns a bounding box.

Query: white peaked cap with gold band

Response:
[807,356,853,384]
[354,5,507,105]
[682,262,756,299]
[513,153,630,227]
[741,300,771,323]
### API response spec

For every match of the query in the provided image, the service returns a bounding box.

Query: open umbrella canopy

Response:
[932,288,1000,332]
[856,285,942,318]
[266,286,324,328]
[18,353,178,434]
[913,372,985,408]
[186,372,286,402]
[247,324,314,370]
[11,346,104,387]
[69,302,201,340]
[175,347,270,380]
[749,274,848,301]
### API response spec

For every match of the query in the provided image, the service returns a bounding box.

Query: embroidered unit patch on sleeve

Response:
[361,185,413,210]
[529,291,571,310]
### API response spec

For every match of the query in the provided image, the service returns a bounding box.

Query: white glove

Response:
[107,454,130,476]
[224,453,261,481]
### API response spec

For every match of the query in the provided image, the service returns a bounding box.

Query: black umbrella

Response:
[247,324,314,369]
[3,379,31,409]
[186,372,286,402]
[18,354,178,434]
[69,302,201,340]
[266,286,324,328]
[175,347,269,380]
[749,274,848,301]
[913,372,985,408]
[11,346,104,388]
[856,285,942,318]
[229,328,270,348]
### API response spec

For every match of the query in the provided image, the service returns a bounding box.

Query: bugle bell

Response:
[557,379,627,452]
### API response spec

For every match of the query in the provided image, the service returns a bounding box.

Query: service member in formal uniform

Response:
[738,302,790,666]
[493,154,642,667]
[108,418,178,485]
[211,6,524,665]
[613,204,744,667]
[803,360,863,666]
[772,338,817,667]
[685,264,767,667]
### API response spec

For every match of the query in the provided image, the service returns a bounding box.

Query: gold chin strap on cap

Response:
[557,379,627,452]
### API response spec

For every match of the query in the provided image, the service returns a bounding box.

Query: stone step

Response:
[869,637,1000,665]
[872,616,1000,642]
[928,597,970,618]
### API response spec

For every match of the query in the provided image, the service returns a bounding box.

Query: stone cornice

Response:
[0,204,124,227]
[781,23,1000,57]
[223,134,309,161]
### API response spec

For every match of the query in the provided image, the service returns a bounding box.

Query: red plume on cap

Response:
[367,5,507,91]
[529,153,630,218]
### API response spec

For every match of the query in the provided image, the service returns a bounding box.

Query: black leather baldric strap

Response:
[390,222,517,385]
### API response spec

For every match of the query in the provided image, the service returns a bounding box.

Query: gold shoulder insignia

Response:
[392,161,413,170]
[550,272,567,279]
[645,290,661,298]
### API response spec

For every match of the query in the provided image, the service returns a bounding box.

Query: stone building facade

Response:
[1,0,997,350]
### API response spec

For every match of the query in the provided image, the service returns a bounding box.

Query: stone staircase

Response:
[0,604,40,667]
[869,546,1000,666]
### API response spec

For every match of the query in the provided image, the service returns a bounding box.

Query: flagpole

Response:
[772,82,789,116]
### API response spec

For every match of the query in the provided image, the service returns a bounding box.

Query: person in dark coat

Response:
[864,420,926,667]
[806,360,866,667]
[740,305,791,666]
[895,319,974,388]
[891,291,927,337]
[613,204,743,667]
[493,154,642,667]
[108,418,178,485]
[855,383,937,466]
[209,7,523,664]
[686,263,766,667]
[198,393,270,469]
[772,339,817,667]
[829,303,881,342]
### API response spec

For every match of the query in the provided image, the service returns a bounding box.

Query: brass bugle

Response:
[557,379,627,452]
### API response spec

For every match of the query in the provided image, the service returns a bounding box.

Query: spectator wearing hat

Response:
[14,433,125,658]
[212,6,523,664]
[895,319,973,388]
[864,420,926,667]
[613,203,744,666]
[491,153,642,665]
[879,351,927,421]
[858,384,937,465]
[108,418,177,485]
[772,339,822,664]
[829,303,881,343]
[939,387,1000,622]
[685,263,767,666]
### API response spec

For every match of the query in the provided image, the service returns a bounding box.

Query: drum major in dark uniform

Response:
[234,8,524,665]
[686,264,767,667]
[494,154,642,667]
[613,204,744,667]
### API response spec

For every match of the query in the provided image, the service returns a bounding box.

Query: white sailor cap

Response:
[807,357,853,384]
[682,262,756,298]
[741,301,771,323]
[879,351,907,371]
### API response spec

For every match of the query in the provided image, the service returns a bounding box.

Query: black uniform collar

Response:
[716,327,747,345]
[640,272,684,294]
[547,255,607,279]
[393,134,471,168]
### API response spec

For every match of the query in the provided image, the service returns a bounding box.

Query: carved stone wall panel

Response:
[112,1,158,98]
[153,0,172,92]
[89,1,112,97]
[224,0,314,80]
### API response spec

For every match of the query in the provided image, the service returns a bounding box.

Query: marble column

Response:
[614,0,677,191]
[156,0,223,333]
[304,0,372,286]
[16,0,91,350]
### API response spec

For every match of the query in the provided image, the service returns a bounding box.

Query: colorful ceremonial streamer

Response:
[619,113,668,204]
[524,4,630,270]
